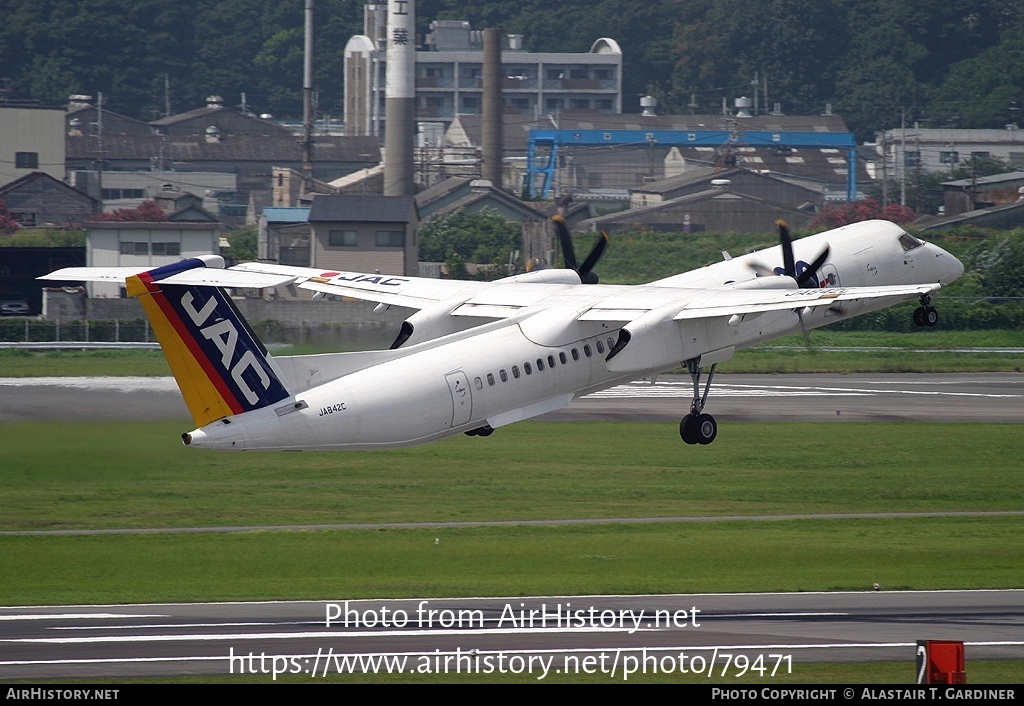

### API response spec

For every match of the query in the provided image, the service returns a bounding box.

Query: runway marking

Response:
[0,377,178,391]
[3,626,640,645]
[51,620,319,631]
[0,613,166,621]
[585,382,1022,399]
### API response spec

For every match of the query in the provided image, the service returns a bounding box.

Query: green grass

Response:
[2,420,1022,531]
[3,517,1021,605]
[0,348,172,376]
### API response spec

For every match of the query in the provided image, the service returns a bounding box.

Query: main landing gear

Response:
[680,358,718,445]
[913,294,938,328]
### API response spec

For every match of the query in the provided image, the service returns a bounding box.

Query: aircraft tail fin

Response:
[125,258,292,427]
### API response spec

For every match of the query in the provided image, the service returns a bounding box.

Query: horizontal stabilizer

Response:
[41,265,296,289]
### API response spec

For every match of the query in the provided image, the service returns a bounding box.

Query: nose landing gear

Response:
[913,294,938,327]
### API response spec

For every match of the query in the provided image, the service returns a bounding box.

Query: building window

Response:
[596,99,613,111]
[570,99,590,110]
[971,151,991,161]
[546,98,563,111]
[120,242,150,255]
[375,230,404,247]
[102,188,147,200]
[151,242,180,256]
[329,230,358,247]
[939,151,959,165]
[15,152,38,169]
[904,151,920,167]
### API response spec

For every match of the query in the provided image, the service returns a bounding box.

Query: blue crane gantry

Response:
[525,128,858,201]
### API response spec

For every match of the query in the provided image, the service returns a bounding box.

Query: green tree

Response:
[222,225,259,263]
[418,209,521,278]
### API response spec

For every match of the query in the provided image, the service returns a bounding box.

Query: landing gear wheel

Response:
[913,306,926,327]
[680,414,698,445]
[695,413,717,445]
[923,306,938,327]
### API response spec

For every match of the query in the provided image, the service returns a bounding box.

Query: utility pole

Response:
[96,92,105,210]
[301,0,315,194]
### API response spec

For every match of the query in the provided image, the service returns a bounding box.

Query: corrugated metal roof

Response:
[308,195,415,222]
[66,135,381,163]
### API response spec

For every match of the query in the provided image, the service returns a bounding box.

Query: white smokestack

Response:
[384,0,416,196]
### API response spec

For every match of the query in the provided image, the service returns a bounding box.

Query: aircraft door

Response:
[445,371,473,428]
[855,247,879,286]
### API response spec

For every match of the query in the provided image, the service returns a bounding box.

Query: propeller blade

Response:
[795,245,831,288]
[552,215,577,271]
[578,231,609,282]
[777,220,795,278]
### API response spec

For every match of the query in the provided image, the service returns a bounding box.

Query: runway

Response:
[2,591,1022,680]
[1,373,1022,423]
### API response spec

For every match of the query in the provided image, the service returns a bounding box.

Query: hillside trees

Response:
[0,0,1022,138]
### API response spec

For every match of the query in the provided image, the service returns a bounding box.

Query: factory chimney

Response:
[481,27,504,189]
[384,0,416,196]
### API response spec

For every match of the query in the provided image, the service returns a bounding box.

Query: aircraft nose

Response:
[942,253,964,284]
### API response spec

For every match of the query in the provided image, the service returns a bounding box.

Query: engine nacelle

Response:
[604,297,693,373]
[390,294,488,348]
[494,269,582,285]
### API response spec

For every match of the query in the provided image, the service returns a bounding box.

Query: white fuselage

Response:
[185,221,963,450]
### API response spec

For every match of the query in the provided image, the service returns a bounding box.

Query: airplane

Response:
[40,218,963,450]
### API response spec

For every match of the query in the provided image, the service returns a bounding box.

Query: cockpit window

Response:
[899,233,924,251]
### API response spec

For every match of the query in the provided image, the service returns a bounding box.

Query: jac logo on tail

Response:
[181,290,273,406]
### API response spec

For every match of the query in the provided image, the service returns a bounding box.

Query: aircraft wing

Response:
[232,262,492,310]
[674,283,940,320]
[579,283,940,322]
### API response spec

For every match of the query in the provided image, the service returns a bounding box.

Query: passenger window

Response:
[487,373,495,386]
[607,337,615,349]
[474,377,483,390]
[584,345,592,357]
[559,352,567,365]
[548,355,556,368]
[500,369,508,382]
[512,366,520,379]
[536,358,544,371]
[596,340,605,354]
[524,362,532,375]
[571,348,580,361]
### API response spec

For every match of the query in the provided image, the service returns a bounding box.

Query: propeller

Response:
[750,220,831,289]
[553,215,608,284]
